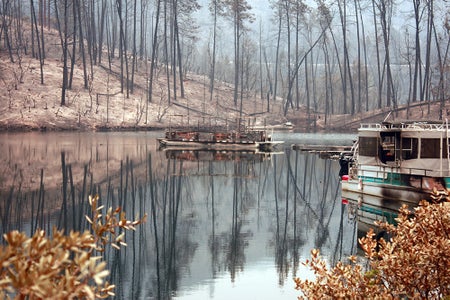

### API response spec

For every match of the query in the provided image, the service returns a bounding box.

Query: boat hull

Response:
[341,177,446,208]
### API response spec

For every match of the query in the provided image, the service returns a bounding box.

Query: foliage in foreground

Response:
[295,201,450,299]
[0,195,146,299]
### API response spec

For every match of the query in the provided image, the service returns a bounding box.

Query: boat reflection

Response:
[342,190,398,239]
[161,148,280,162]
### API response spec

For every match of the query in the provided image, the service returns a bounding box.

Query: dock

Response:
[292,144,353,159]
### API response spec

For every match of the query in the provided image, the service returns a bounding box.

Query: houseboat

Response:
[157,126,283,151]
[341,121,450,210]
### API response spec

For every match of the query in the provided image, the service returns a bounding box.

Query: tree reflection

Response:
[208,161,220,278]
[227,161,253,282]
[272,148,354,286]
[150,155,214,298]
[0,133,358,299]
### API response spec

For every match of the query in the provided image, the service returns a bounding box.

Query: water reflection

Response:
[0,132,357,299]
[342,191,398,241]
[162,149,276,162]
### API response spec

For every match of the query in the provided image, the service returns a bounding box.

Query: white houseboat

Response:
[341,121,450,210]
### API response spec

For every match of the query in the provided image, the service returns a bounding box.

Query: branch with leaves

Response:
[0,195,146,299]
[296,201,450,299]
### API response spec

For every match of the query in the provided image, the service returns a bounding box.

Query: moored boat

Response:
[251,121,295,131]
[157,126,283,151]
[340,121,450,209]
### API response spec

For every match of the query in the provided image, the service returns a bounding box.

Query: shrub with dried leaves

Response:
[0,195,146,299]
[295,201,450,299]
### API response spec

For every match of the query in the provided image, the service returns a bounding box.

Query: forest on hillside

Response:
[0,0,449,126]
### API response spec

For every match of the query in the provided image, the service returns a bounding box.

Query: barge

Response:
[157,126,283,151]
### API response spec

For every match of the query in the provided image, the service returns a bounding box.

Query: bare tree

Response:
[371,0,383,109]
[30,0,44,84]
[162,0,171,104]
[148,0,162,108]
[272,0,282,106]
[377,0,396,110]
[208,0,223,102]
[139,0,149,59]
[221,0,254,106]
[97,0,107,64]
[432,3,450,119]
[423,0,434,111]
[57,0,70,106]
[116,0,130,97]
[294,0,308,111]
[336,0,355,114]
[353,0,362,113]
[39,0,45,59]
[1,0,15,63]
[283,2,331,116]
[68,0,76,89]
[75,0,88,89]
[131,0,137,93]
[356,0,370,112]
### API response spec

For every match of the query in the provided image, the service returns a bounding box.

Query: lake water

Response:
[0,131,358,299]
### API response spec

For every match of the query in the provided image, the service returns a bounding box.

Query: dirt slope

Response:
[0,25,446,132]
[0,23,291,131]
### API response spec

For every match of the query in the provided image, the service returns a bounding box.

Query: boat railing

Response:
[360,122,449,131]
[357,163,450,180]
[360,123,385,129]
[407,122,448,130]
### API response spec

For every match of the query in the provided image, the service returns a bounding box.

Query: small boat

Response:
[251,121,295,131]
[157,126,283,151]
[340,121,450,210]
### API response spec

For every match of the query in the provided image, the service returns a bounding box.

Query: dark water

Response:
[0,131,358,299]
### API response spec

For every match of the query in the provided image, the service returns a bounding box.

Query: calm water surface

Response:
[0,131,358,299]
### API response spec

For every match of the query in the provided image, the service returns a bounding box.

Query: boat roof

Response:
[359,120,450,132]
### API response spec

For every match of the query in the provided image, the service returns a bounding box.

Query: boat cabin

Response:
[357,122,450,177]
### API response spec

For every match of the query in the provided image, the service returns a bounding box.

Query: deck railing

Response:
[356,163,450,181]
[360,122,449,131]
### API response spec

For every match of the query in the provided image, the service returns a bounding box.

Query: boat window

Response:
[359,137,378,156]
[380,134,396,162]
[401,138,418,160]
[421,138,442,158]
[444,139,449,158]
[447,139,450,158]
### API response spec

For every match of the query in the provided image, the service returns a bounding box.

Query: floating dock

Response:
[292,144,353,158]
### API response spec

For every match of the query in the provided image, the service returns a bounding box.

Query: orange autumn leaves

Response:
[0,195,146,299]
[296,201,450,299]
